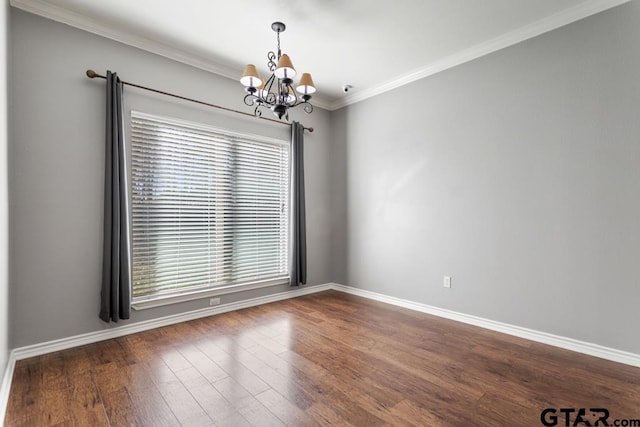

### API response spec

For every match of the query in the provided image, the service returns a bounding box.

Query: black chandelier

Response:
[240,22,316,121]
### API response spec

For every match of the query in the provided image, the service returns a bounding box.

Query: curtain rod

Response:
[85,69,314,133]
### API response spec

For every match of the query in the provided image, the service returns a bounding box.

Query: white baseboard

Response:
[12,283,332,361]
[332,283,640,368]
[0,355,15,426]
[2,281,639,424]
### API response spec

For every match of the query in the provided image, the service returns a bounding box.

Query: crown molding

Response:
[9,0,631,111]
[8,0,334,110]
[328,0,632,111]
[10,0,238,79]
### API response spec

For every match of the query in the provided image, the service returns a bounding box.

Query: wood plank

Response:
[194,337,271,395]
[237,397,287,427]
[177,342,229,383]
[29,353,73,426]
[5,359,42,425]
[147,357,215,426]
[255,388,319,427]
[66,370,108,426]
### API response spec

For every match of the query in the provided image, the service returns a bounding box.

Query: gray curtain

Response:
[100,71,131,322]
[291,122,307,286]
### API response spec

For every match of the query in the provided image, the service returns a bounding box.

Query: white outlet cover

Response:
[444,276,452,288]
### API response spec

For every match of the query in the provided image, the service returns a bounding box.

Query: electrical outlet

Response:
[209,297,221,306]
[444,276,452,288]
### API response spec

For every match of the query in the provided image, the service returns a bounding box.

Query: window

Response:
[130,112,290,307]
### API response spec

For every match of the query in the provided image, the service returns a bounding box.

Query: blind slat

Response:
[131,112,290,299]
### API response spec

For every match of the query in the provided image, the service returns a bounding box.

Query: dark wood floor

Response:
[5,290,640,426]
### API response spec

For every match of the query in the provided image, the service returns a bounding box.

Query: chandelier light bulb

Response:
[256,81,268,98]
[285,85,296,104]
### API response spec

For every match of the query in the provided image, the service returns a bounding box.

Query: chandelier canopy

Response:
[240,22,315,121]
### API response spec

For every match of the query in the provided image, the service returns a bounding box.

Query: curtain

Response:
[100,71,131,322]
[291,122,307,286]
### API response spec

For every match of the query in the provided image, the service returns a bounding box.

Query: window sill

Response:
[131,277,289,310]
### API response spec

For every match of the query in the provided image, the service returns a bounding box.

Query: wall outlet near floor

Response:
[444,276,452,288]
[209,297,221,306]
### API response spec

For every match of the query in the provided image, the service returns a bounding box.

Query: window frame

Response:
[128,111,291,310]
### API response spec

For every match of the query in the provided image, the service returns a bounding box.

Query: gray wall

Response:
[332,1,640,354]
[0,0,9,374]
[9,9,333,348]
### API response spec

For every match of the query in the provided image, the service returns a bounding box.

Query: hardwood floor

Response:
[5,290,640,426]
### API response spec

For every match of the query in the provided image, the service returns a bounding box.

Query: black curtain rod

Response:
[85,69,314,133]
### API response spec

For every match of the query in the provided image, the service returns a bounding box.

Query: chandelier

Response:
[240,22,316,121]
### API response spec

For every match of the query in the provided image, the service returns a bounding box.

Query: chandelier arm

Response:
[264,89,277,105]
[264,73,276,92]
[263,74,277,104]
[302,102,313,114]
[267,51,277,72]
[243,93,257,107]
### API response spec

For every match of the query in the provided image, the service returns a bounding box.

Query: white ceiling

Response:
[11,0,631,110]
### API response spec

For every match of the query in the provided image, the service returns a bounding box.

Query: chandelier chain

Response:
[276,31,281,59]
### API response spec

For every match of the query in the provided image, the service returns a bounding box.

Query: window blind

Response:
[130,112,290,300]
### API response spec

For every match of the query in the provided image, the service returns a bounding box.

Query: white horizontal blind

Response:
[130,112,290,300]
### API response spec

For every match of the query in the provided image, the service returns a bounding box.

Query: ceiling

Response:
[11,0,630,110]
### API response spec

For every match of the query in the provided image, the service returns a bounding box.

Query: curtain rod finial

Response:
[307,127,314,133]
[86,69,98,78]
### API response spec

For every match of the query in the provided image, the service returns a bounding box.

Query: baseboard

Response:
[0,354,15,425]
[12,283,332,361]
[2,281,639,424]
[6,282,640,367]
[332,283,640,368]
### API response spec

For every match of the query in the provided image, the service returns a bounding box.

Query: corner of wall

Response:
[0,0,11,424]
